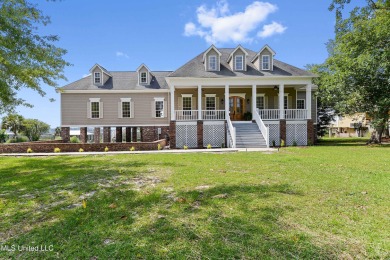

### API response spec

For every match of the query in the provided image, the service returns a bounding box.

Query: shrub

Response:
[54,147,61,153]
[26,148,33,153]
[157,144,162,150]
[221,143,225,148]
[207,144,212,149]
[0,129,8,143]
[7,136,28,143]
[104,146,109,152]
[183,145,188,150]
[79,148,84,152]
[130,146,135,151]
[280,139,285,147]
[272,140,276,147]
[70,136,80,143]
[292,140,297,146]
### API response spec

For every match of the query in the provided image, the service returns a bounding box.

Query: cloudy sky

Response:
[15,0,335,127]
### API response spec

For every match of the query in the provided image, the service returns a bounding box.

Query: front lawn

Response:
[0,144,389,259]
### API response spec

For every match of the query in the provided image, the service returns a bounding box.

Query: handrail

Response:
[226,117,236,148]
[255,109,269,148]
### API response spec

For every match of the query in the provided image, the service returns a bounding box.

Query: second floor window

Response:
[262,55,270,70]
[235,55,243,70]
[122,101,131,118]
[140,72,147,83]
[94,72,101,84]
[91,101,100,118]
[209,55,217,70]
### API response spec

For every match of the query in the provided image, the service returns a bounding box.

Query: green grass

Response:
[0,143,389,259]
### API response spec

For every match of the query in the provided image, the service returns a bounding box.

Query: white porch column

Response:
[225,84,229,120]
[170,86,175,120]
[198,85,202,120]
[252,85,257,120]
[279,84,285,119]
[306,84,312,119]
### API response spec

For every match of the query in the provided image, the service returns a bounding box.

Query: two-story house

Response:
[60,44,317,148]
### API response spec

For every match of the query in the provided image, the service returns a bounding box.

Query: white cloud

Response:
[184,0,286,44]
[257,21,287,38]
[82,73,91,78]
[116,51,129,59]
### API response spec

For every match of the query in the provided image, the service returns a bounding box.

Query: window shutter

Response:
[288,96,292,109]
[178,97,182,110]
[118,102,122,118]
[202,97,206,110]
[265,96,268,109]
[163,101,167,118]
[192,97,196,110]
[216,97,219,110]
[99,102,103,118]
[130,101,135,118]
[87,101,91,119]
[151,101,155,118]
[274,96,278,109]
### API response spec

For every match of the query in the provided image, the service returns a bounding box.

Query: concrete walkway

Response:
[0,147,277,157]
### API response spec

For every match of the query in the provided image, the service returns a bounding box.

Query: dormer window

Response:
[140,72,147,84]
[262,55,270,70]
[235,55,244,71]
[209,55,217,71]
[94,72,101,84]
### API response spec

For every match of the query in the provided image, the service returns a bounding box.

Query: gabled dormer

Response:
[202,45,222,72]
[90,64,112,86]
[251,45,276,72]
[227,45,249,71]
[136,64,151,85]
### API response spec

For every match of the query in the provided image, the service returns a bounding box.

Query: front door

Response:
[229,96,244,121]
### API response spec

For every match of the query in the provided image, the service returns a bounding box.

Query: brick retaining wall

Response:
[0,139,166,154]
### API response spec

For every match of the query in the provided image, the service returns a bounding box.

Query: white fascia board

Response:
[202,45,222,62]
[227,45,249,62]
[62,89,170,94]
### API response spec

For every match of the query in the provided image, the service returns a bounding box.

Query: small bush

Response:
[292,140,297,146]
[280,139,285,147]
[207,144,212,149]
[272,140,276,147]
[157,144,162,150]
[70,136,80,143]
[7,136,28,143]
[184,145,188,150]
[130,146,135,151]
[26,148,33,153]
[79,148,84,152]
[54,147,61,153]
[104,146,109,152]
[221,143,225,148]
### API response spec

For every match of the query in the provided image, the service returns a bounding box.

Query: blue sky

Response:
[16,0,338,128]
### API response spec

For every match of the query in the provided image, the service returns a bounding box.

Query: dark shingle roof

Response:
[168,48,315,78]
[62,71,171,90]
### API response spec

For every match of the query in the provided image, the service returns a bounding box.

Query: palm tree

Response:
[1,114,24,138]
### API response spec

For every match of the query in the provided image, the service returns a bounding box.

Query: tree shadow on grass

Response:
[1,182,344,259]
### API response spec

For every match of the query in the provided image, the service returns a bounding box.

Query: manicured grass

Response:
[0,144,389,259]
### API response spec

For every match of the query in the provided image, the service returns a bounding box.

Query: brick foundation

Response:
[197,121,203,149]
[307,119,314,145]
[103,127,111,143]
[169,121,176,149]
[140,126,170,143]
[280,120,286,145]
[80,127,88,143]
[94,127,100,143]
[116,127,122,143]
[0,139,166,153]
[132,127,137,142]
[125,127,131,142]
[61,127,70,142]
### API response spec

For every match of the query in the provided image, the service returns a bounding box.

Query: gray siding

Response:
[260,49,273,71]
[61,93,169,126]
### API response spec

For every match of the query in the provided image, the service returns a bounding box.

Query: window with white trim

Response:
[120,98,132,118]
[209,55,217,70]
[262,55,270,70]
[182,96,192,116]
[235,55,243,70]
[91,102,99,118]
[140,72,147,84]
[206,96,216,110]
[256,96,265,110]
[297,99,305,109]
[155,99,164,118]
[94,72,101,84]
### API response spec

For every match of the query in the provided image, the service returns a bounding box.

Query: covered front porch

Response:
[170,84,313,121]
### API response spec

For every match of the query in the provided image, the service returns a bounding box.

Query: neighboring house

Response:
[329,113,370,137]
[60,44,317,148]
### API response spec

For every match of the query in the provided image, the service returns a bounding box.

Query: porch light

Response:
[274,85,279,91]
[221,98,224,104]
[246,98,250,104]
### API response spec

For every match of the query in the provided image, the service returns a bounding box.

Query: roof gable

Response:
[89,63,112,77]
[202,45,222,63]
[136,63,151,73]
[251,44,276,63]
[227,45,249,63]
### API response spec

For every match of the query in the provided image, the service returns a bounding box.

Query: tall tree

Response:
[22,118,50,141]
[0,0,70,114]
[1,114,24,137]
[321,0,390,142]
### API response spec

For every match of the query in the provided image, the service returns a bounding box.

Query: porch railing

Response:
[258,109,308,120]
[285,109,307,120]
[255,109,269,148]
[175,110,198,121]
[201,110,225,120]
[226,117,236,148]
[258,109,280,120]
